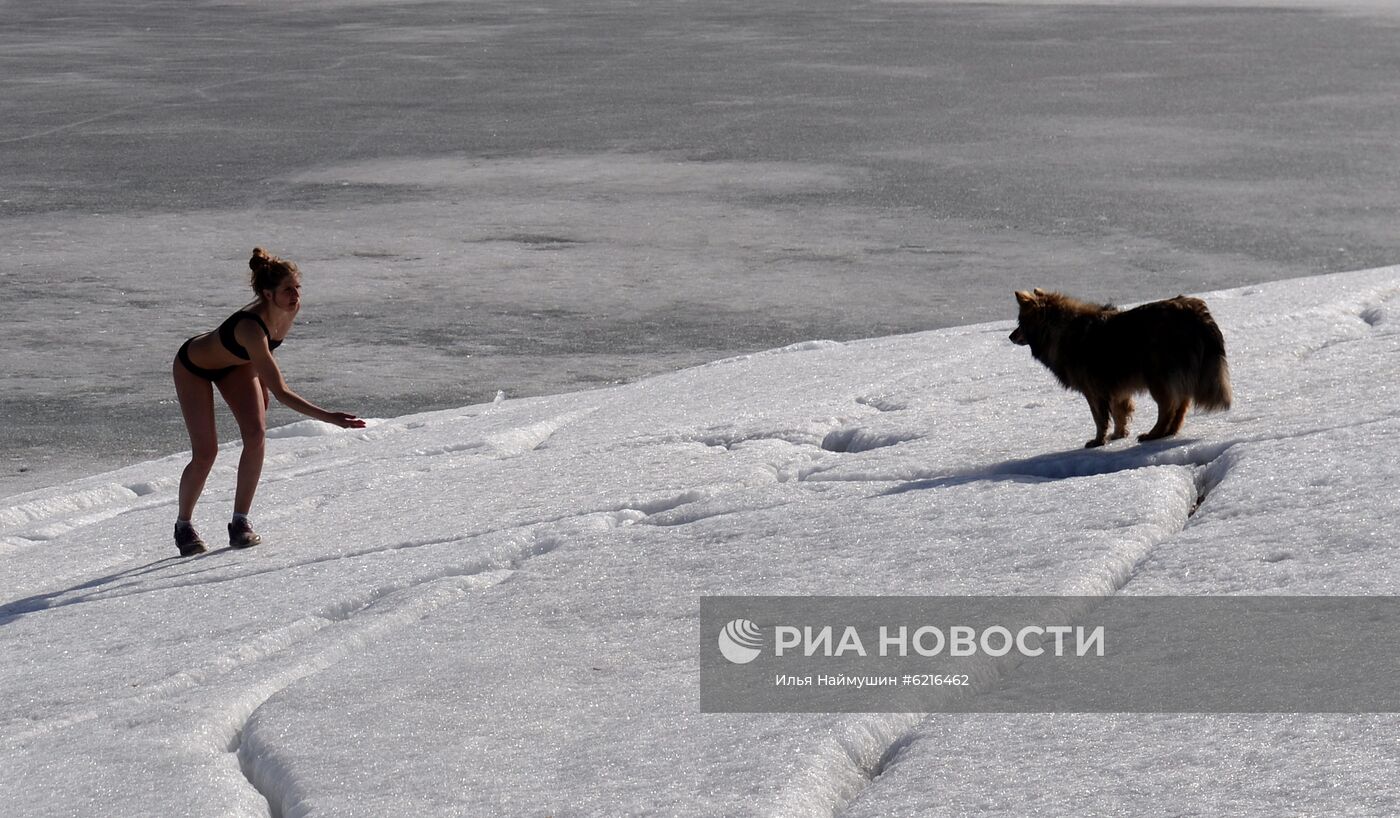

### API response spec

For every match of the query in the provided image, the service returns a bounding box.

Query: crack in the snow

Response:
[826,442,1236,818]
[227,527,569,818]
[2,523,577,751]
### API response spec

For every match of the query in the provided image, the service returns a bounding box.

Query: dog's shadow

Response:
[884,436,1218,497]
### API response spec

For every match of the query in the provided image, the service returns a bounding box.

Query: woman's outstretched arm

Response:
[239,322,366,428]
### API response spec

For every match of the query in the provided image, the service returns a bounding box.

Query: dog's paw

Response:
[1084,439,1106,448]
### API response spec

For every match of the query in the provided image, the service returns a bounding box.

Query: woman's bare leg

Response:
[173,359,218,521]
[217,367,267,516]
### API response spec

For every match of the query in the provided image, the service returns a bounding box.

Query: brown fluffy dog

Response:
[1010,289,1232,447]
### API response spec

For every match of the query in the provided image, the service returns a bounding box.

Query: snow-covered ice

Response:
[3,267,1399,816]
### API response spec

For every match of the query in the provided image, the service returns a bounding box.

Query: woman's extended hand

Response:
[325,411,367,429]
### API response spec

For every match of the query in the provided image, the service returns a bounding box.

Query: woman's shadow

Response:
[0,546,237,626]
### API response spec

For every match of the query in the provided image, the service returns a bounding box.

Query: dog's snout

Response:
[1009,327,1026,345]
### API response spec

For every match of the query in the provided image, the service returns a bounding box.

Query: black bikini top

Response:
[218,311,283,360]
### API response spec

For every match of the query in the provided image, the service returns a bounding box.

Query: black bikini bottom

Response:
[177,339,237,382]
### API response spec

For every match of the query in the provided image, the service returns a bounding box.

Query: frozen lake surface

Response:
[5,0,1400,495]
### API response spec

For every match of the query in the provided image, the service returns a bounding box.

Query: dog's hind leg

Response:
[1085,393,1111,448]
[1166,399,1191,436]
[1139,391,1181,442]
[1110,395,1134,440]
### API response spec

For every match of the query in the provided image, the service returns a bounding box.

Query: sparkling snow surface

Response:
[3,268,1399,816]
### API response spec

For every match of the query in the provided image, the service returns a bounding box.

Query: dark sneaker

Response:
[175,523,206,557]
[228,518,261,549]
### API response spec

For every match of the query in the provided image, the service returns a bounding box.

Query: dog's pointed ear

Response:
[1032,287,1048,296]
[1015,290,1037,305]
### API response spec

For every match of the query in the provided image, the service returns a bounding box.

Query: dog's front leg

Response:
[1085,393,1110,448]
[1110,395,1134,440]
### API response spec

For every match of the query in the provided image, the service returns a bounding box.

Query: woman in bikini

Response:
[172,247,365,556]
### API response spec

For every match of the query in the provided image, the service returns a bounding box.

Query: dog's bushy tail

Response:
[1193,316,1232,412]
